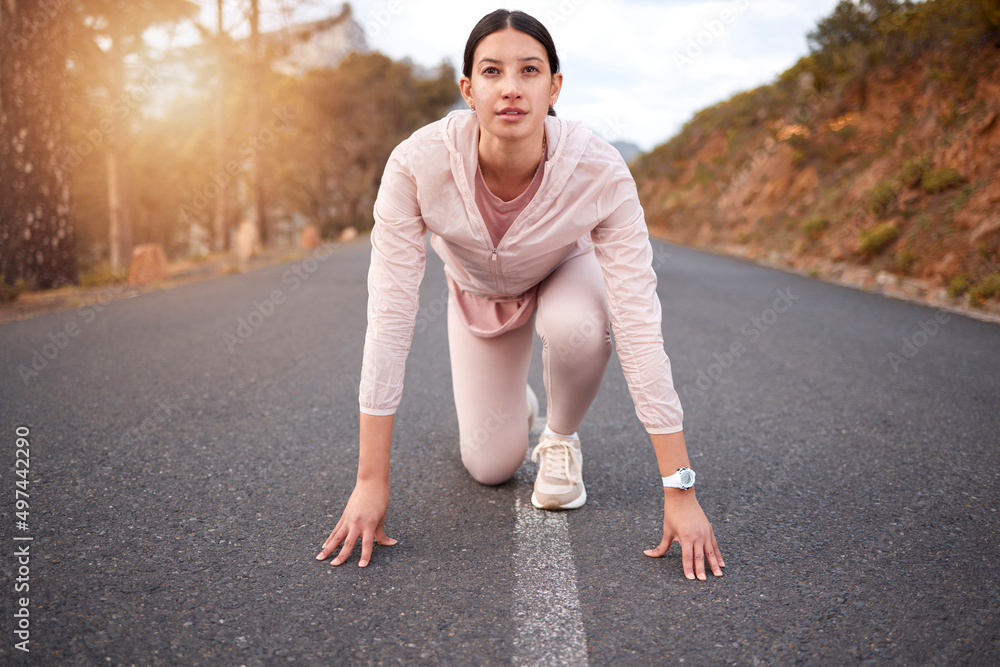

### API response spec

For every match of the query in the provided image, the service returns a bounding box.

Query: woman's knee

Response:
[537,303,611,360]
[460,433,526,485]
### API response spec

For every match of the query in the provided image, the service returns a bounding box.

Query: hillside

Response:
[632,0,1000,316]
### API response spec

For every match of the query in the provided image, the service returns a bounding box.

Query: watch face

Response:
[679,470,693,487]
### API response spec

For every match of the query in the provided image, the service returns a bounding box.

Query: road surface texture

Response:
[2,236,998,666]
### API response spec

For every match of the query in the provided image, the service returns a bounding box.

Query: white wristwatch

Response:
[662,467,696,490]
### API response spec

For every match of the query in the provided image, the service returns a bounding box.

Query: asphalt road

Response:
[1,236,998,666]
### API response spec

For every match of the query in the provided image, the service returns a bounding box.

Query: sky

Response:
[184,0,843,152]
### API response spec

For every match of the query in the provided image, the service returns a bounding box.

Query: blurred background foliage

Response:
[1,0,458,293]
[633,0,1000,186]
[631,0,1000,310]
[4,0,999,310]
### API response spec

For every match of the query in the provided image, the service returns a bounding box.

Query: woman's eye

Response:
[523,66,539,73]
[482,66,499,75]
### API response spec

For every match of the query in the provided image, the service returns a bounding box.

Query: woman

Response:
[317,9,724,580]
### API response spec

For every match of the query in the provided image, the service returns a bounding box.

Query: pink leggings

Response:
[448,251,612,485]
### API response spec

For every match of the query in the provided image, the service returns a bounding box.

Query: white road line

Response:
[512,495,589,666]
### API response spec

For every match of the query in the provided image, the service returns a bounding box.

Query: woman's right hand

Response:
[315,479,396,567]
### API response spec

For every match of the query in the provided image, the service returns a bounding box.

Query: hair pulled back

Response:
[462,9,560,117]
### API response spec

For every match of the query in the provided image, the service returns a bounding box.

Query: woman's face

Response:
[460,28,562,144]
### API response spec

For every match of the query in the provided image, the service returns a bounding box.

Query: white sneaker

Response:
[527,385,540,432]
[530,431,586,510]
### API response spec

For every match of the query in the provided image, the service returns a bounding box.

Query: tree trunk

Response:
[0,0,78,292]
[213,0,228,253]
[249,0,269,247]
[106,138,125,270]
[105,23,132,272]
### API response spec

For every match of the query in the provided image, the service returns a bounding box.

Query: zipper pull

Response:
[491,248,498,261]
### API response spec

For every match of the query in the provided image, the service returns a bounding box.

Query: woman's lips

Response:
[498,107,527,120]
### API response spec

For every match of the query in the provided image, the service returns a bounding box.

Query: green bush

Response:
[694,162,715,186]
[802,215,830,238]
[867,181,898,214]
[945,183,975,218]
[725,127,741,150]
[900,154,932,187]
[859,222,900,254]
[894,247,918,274]
[833,124,858,139]
[947,273,971,298]
[920,167,964,194]
[0,277,25,302]
[971,273,1000,302]
[79,262,127,288]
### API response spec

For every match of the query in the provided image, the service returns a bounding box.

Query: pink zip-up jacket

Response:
[359,110,683,434]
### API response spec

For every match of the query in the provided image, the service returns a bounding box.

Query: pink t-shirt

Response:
[475,154,546,247]
[448,152,547,338]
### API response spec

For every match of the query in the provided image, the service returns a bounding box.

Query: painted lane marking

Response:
[512,495,589,666]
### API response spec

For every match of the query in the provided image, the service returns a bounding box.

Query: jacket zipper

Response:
[456,154,504,291]
[490,247,504,292]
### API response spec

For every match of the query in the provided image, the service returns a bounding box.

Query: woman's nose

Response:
[502,73,521,99]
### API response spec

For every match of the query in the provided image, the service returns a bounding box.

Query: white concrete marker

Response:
[512,494,589,666]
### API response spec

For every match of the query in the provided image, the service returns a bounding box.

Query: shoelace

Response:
[531,436,582,483]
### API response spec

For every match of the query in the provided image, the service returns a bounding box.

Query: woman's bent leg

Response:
[535,252,612,435]
[448,300,534,485]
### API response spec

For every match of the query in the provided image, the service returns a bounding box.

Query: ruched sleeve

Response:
[358,145,428,416]
[591,157,683,434]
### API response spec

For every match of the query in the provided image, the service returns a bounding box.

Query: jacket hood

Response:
[438,110,592,201]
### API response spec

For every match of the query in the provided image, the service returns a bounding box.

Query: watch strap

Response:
[661,467,696,489]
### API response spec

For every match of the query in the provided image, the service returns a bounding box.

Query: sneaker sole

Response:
[531,486,587,510]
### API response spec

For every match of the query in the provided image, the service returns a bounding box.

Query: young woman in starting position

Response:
[317,9,725,580]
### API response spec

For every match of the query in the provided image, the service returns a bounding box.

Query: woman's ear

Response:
[459,77,475,110]
[549,72,564,108]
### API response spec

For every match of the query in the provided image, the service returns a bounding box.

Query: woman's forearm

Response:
[357,413,394,484]
[650,430,690,478]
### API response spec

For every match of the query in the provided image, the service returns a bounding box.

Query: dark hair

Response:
[462,9,560,117]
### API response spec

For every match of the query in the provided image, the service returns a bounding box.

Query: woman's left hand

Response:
[644,489,725,580]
